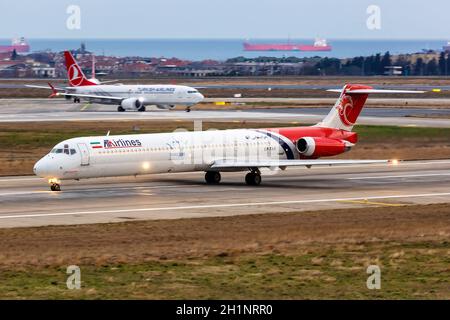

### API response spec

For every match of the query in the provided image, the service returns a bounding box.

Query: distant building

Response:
[31,65,56,78]
[384,66,403,76]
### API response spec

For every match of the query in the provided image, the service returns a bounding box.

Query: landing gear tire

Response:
[138,106,146,112]
[73,97,81,103]
[245,172,262,186]
[205,171,221,184]
[50,183,61,192]
[117,106,125,112]
[186,107,191,113]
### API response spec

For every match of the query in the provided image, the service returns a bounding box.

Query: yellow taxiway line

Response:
[337,199,405,207]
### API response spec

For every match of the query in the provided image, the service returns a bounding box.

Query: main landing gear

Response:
[205,171,221,184]
[73,97,81,103]
[50,183,61,192]
[138,106,146,112]
[245,170,262,186]
[204,170,262,186]
[117,106,125,112]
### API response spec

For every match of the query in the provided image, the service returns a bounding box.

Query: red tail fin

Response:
[64,51,97,87]
[318,84,424,131]
[318,84,372,131]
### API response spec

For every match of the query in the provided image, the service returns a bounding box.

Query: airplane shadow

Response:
[146,177,351,190]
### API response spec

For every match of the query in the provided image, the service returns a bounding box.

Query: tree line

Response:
[227,52,450,76]
[312,51,450,76]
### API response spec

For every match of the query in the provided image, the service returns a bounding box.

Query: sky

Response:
[1,0,449,39]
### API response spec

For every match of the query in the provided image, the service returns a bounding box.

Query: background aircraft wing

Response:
[53,92,123,100]
[210,159,388,170]
[26,83,123,100]
[25,84,66,91]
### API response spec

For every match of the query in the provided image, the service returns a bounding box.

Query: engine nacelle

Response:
[121,97,145,110]
[296,137,348,157]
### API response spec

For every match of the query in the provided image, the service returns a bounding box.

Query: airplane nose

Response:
[197,93,204,101]
[33,159,43,177]
[34,158,50,177]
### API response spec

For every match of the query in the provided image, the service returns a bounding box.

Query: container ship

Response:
[243,38,331,52]
[0,37,30,53]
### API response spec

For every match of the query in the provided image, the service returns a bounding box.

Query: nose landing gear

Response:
[186,107,191,112]
[50,183,61,192]
[48,179,61,192]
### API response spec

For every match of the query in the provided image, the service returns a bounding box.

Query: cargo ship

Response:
[243,38,331,52]
[0,37,30,53]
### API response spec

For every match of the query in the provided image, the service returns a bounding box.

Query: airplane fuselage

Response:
[68,84,204,109]
[34,128,295,180]
[33,126,356,182]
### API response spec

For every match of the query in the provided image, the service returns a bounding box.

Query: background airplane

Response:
[27,51,204,112]
[33,84,423,191]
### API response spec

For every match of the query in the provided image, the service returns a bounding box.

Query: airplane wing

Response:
[25,84,67,91]
[210,159,388,170]
[26,83,123,100]
[52,92,123,100]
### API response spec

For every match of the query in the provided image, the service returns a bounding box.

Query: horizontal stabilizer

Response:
[327,89,425,94]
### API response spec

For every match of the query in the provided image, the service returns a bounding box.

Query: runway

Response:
[1,160,450,228]
[0,99,450,127]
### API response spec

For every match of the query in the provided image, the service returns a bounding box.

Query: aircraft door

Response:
[176,88,184,100]
[77,143,90,166]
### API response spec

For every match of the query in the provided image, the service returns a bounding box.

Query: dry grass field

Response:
[0,203,448,299]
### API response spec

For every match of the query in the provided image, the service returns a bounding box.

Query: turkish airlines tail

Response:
[64,51,97,87]
[317,84,424,131]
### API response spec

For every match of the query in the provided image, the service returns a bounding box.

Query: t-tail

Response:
[317,84,425,131]
[64,51,98,87]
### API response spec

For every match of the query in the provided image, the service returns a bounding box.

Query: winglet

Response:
[48,82,58,98]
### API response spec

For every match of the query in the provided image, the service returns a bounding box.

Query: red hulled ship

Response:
[243,38,331,52]
[0,37,30,53]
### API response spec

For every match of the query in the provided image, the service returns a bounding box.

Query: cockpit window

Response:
[51,147,76,155]
[187,90,198,94]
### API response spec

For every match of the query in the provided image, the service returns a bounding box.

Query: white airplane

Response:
[27,51,204,112]
[33,84,424,191]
